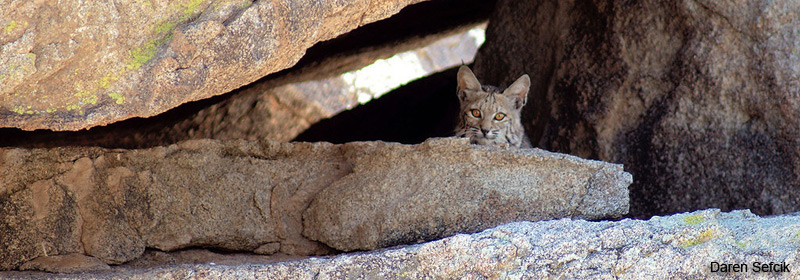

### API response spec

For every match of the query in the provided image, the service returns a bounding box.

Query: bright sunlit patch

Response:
[341,52,428,104]
[275,23,488,121]
[468,26,486,46]
[342,24,487,105]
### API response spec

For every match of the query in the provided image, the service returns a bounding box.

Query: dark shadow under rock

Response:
[294,67,461,144]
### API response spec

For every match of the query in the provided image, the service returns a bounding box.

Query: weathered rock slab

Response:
[0,138,630,271]
[0,0,424,131]
[303,138,630,251]
[4,209,798,279]
[1,139,348,270]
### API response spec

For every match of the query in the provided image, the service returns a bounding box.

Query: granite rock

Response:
[0,0,425,131]
[303,138,630,251]
[0,137,631,271]
[5,209,798,279]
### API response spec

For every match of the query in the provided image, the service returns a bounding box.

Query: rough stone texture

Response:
[0,137,630,271]
[0,0,493,149]
[0,0,427,131]
[4,209,799,279]
[473,0,800,217]
[0,139,343,270]
[18,254,110,274]
[155,23,486,144]
[303,138,630,251]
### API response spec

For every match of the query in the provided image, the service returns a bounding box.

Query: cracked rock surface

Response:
[0,137,630,271]
[4,209,799,279]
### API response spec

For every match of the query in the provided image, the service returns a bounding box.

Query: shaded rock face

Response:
[1,0,426,131]
[0,138,630,270]
[473,0,800,217]
[5,209,799,279]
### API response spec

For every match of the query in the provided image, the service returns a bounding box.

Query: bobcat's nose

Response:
[481,129,489,136]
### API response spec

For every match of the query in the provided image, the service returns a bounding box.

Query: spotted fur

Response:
[454,66,531,148]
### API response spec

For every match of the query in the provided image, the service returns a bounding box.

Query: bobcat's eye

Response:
[494,113,506,121]
[470,109,481,118]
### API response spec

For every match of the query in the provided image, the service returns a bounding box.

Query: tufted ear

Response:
[457,66,482,101]
[503,74,530,109]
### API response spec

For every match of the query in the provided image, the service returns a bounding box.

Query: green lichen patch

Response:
[12,104,42,115]
[212,0,252,12]
[126,34,173,70]
[97,74,119,89]
[154,20,178,35]
[678,228,715,248]
[179,0,209,21]
[735,240,748,248]
[60,84,100,113]
[12,105,25,114]
[83,94,98,105]
[2,20,28,34]
[108,92,125,104]
[127,43,157,70]
[3,20,18,33]
[125,0,210,70]
[684,214,705,226]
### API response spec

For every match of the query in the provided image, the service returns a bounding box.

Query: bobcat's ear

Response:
[503,74,530,109]
[457,66,482,101]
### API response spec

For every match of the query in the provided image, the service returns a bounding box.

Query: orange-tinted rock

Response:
[0,0,424,131]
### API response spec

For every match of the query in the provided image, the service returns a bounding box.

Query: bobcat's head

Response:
[454,66,530,148]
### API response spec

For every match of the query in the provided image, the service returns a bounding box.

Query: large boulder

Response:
[303,138,630,251]
[0,138,630,271]
[4,209,798,279]
[473,0,800,217]
[0,0,426,131]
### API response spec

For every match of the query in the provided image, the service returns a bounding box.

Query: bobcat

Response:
[454,66,531,148]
